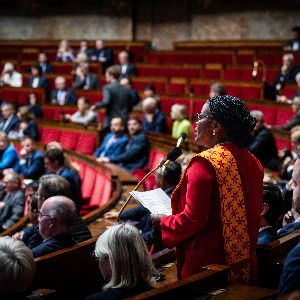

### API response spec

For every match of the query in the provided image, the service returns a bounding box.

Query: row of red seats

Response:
[38,126,98,155]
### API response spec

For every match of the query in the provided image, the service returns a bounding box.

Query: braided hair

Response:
[208,95,256,148]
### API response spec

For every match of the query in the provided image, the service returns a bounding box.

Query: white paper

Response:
[130,188,172,216]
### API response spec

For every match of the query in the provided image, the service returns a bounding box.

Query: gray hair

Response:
[94,223,158,289]
[0,236,35,293]
[171,104,187,119]
[250,110,264,123]
[296,72,300,83]
[210,82,226,96]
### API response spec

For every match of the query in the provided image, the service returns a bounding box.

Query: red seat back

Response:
[75,133,97,155]
[81,166,97,200]
[58,131,79,150]
[39,127,61,144]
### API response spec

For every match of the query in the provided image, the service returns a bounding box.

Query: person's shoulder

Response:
[33,149,44,158]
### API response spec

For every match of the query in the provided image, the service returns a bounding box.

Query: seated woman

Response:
[27,93,43,118]
[28,64,48,89]
[85,223,158,300]
[171,104,191,139]
[56,40,75,62]
[8,106,38,141]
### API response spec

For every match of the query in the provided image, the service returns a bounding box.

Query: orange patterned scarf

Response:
[174,145,251,283]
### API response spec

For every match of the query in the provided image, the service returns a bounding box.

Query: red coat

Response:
[160,144,263,282]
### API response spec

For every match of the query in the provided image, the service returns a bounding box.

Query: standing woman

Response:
[153,95,264,284]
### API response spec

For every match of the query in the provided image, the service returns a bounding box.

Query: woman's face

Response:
[195,103,215,148]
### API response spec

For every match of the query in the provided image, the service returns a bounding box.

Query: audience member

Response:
[28,64,48,89]
[73,63,99,90]
[18,137,44,180]
[209,82,226,98]
[258,183,284,245]
[277,72,300,103]
[120,76,140,106]
[27,93,43,118]
[8,106,38,141]
[31,196,77,258]
[248,110,279,170]
[0,102,19,134]
[56,40,75,62]
[38,51,53,74]
[142,97,167,134]
[93,65,132,130]
[171,104,191,139]
[64,96,98,126]
[0,133,20,171]
[281,97,300,130]
[51,76,77,105]
[0,171,24,232]
[76,39,93,59]
[85,223,157,300]
[142,84,160,104]
[91,39,114,69]
[0,62,22,87]
[278,159,300,237]
[98,117,149,172]
[118,50,137,77]
[94,117,128,161]
[284,26,300,52]
[0,236,37,298]
[44,148,82,213]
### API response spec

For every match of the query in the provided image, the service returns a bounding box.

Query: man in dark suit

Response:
[0,171,24,232]
[73,63,99,90]
[118,50,137,77]
[278,159,300,237]
[248,110,279,170]
[51,76,77,105]
[90,40,114,70]
[98,117,149,172]
[0,102,19,135]
[93,65,132,130]
[18,137,44,180]
[93,117,128,160]
[44,149,82,213]
[38,52,53,74]
[32,196,76,258]
[0,132,19,171]
[258,183,283,245]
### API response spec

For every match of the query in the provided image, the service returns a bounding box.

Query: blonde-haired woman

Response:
[171,104,191,139]
[85,223,158,300]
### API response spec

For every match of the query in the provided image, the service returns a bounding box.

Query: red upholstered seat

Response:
[225,85,241,98]
[160,96,174,113]
[75,133,97,155]
[248,105,277,125]
[168,82,186,95]
[192,100,205,117]
[58,131,79,150]
[202,69,221,80]
[89,173,105,207]
[223,69,243,81]
[75,91,103,105]
[276,108,294,126]
[39,127,61,144]
[190,82,210,96]
[42,108,55,120]
[275,137,291,151]
[236,54,254,65]
[18,88,45,105]
[240,86,262,100]
[52,63,73,74]
[0,89,19,104]
[281,86,297,99]
[81,166,97,200]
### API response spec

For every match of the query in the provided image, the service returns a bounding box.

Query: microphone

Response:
[176,132,187,147]
[252,61,258,78]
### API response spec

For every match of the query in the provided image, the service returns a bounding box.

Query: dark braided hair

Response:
[208,95,256,148]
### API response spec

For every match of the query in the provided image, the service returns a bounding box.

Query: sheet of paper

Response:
[130,188,172,216]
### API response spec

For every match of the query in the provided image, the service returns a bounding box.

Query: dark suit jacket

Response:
[58,167,82,213]
[283,113,300,131]
[257,227,278,245]
[25,217,91,250]
[73,73,99,90]
[28,76,48,88]
[93,47,114,67]
[111,131,149,172]
[31,232,76,258]
[95,81,133,129]
[51,88,77,105]
[0,144,20,171]
[18,149,44,180]
[39,62,53,74]
[248,127,279,170]
[120,63,138,77]
[0,190,24,230]
[274,65,300,85]
[0,114,19,135]
[278,222,300,237]
[93,132,128,160]
[278,242,300,296]
[28,104,43,118]
[143,110,167,134]
[23,119,39,141]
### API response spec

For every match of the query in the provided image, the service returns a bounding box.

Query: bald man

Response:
[31,196,77,258]
[142,97,167,134]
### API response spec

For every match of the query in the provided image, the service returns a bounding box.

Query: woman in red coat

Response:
[153,95,264,284]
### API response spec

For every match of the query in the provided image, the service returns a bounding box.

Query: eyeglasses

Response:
[37,212,54,219]
[196,113,213,122]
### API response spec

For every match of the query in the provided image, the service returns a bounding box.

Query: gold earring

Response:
[213,129,216,136]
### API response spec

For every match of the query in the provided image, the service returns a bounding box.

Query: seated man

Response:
[44,149,82,213]
[98,117,149,172]
[142,97,167,134]
[258,183,283,245]
[51,76,77,105]
[38,51,53,74]
[0,133,19,172]
[0,171,24,232]
[32,196,77,258]
[18,136,44,180]
[118,50,137,77]
[282,97,300,131]
[64,96,98,127]
[0,102,19,135]
[248,110,279,170]
[283,26,300,52]
[73,63,99,90]
[94,117,128,161]
[90,39,114,69]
